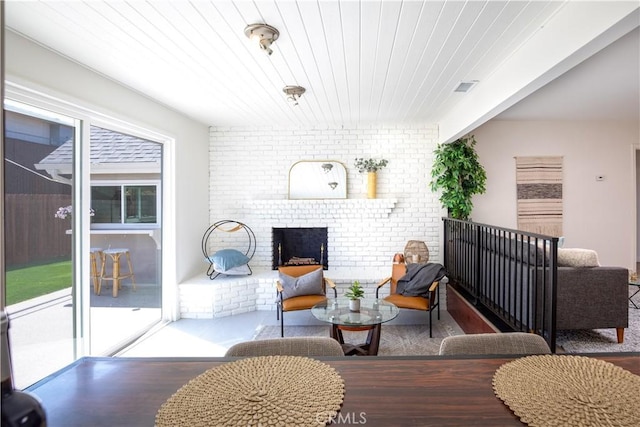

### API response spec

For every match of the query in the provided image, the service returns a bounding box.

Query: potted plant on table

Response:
[345,281,365,312]
[354,158,388,199]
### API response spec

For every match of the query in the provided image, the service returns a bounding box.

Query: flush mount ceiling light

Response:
[244,23,279,55]
[283,85,306,106]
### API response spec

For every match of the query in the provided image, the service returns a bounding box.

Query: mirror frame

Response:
[288,160,347,200]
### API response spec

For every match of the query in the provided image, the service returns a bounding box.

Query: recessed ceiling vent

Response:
[454,80,479,93]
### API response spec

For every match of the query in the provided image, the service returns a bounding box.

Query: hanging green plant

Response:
[430,134,487,220]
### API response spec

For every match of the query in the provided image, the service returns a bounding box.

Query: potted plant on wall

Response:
[354,158,388,199]
[430,135,487,220]
[345,281,365,312]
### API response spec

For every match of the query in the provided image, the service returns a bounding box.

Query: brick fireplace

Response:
[179,124,443,319]
[272,227,328,269]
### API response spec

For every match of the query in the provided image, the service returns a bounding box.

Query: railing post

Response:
[548,238,558,352]
[473,224,481,302]
[443,218,449,273]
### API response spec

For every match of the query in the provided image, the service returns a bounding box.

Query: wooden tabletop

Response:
[27,353,640,427]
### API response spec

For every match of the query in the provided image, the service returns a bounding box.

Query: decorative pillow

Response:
[279,268,324,300]
[213,262,251,276]
[557,248,600,268]
[209,249,250,273]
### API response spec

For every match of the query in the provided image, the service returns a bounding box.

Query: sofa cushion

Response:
[557,248,600,267]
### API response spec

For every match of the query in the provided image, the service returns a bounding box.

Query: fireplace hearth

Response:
[272,227,328,270]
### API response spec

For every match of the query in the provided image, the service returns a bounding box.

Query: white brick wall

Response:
[209,124,441,268]
[180,124,442,318]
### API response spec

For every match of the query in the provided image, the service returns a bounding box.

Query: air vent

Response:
[454,80,479,93]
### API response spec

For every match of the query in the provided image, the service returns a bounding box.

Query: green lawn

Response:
[5,261,72,306]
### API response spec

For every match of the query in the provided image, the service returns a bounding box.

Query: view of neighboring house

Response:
[34,125,162,284]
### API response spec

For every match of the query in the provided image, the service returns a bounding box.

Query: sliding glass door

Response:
[3,100,164,388]
[3,102,78,388]
[88,125,162,354]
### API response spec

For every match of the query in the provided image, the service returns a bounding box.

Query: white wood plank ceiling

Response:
[4,1,637,130]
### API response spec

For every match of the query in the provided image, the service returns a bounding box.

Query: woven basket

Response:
[404,240,429,264]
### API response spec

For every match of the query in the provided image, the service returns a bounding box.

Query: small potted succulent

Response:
[345,281,365,312]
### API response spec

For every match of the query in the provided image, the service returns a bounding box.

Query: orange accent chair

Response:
[276,265,337,337]
[375,263,440,337]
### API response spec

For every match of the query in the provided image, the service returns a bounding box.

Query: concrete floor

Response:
[117,306,444,357]
[11,286,452,388]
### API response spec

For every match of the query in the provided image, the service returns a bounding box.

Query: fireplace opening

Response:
[272,227,328,270]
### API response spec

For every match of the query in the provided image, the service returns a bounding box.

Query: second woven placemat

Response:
[156,355,345,427]
[493,354,640,426]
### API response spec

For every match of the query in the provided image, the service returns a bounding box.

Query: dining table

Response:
[25,353,640,427]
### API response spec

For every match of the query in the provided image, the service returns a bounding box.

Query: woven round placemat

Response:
[493,355,640,426]
[156,355,345,427]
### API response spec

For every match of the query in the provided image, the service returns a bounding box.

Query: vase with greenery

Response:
[345,280,365,311]
[430,134,487,220]
[354,158,388,199]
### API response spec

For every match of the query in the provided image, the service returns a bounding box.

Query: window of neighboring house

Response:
[91,183,159,226]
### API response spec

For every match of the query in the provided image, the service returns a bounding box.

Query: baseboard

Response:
[446,284,500,334]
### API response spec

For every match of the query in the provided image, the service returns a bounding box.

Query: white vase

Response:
[349,299,360,312]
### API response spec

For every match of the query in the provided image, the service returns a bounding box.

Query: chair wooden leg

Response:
[111,253,121,298]
[97,252,107,295]
[125,251,136,291]
[616,327,624,343]
[429,309,433,338]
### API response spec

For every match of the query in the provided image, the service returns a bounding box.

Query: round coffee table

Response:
[311,298,399,356]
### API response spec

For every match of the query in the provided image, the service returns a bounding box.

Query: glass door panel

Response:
[88,126,162,354]
[3,102,165,387]
[3,104,77,388]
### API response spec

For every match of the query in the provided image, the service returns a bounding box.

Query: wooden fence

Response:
[4,194,72,268]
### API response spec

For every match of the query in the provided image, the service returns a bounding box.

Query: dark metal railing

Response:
[443,218,558,351]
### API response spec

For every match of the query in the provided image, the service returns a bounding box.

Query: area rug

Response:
[254,323,462,356]
[555,303,640,354]
[256,304,640,355]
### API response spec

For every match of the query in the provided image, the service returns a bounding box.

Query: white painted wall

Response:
[208,125,442,277]
[5,31,210,287]
[471,120,638,269]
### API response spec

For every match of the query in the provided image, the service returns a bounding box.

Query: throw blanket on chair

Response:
[396,263,447,298]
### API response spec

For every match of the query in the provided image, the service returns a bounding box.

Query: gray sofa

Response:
[456,233,629,342]
[554,266,628,342]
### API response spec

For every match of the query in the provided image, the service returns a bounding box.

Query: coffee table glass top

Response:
[312,298,399,327]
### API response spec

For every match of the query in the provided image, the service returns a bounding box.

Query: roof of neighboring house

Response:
[37,126,161,166]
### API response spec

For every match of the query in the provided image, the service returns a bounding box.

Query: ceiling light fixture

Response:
[454,80,479,93]
[244,23,279,55]
[283,85,306,105]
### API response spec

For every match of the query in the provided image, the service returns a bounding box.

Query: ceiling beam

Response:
[437,2,640,144]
